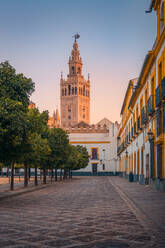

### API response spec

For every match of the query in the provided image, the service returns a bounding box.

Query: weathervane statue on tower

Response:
[73,33,80,42]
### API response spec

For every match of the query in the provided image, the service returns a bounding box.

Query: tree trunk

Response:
[60,169,62,180]
[63,169,67,180]
[10,161,14,191]
[7,167,9,177]
[51,168,54,182]
[1,167,3,177]
[28,167,31,180]
[24,162,28,187]
[71,170,72,178]
[35,165,38,186]
[55,168,57,181]
[43,168,46,184]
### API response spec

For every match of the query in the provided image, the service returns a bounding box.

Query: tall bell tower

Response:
[60,34,90,128]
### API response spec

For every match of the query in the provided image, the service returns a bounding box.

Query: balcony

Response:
[134,122,137,136]
[156,85,161,107]
[137,116,141,130]
[141,107,145,126]
[126,135,128,145]
[162,77,165,100]
[147,95,154,116]
[163,102,165,132]
[131,127,134,139]
[156,107,162,137]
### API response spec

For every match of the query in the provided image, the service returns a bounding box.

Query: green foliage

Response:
[75,145,89,170]
[66,144,89,171]
[48,128,69,169]
[0,61,89,184]
[0,61,35,164]
[0,61,35,107]
[18,108,49,167]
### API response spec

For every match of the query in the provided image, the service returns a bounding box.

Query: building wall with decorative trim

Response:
[68,122,119,175]
[117,0,165,192]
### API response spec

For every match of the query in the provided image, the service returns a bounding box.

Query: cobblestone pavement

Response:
[0,177,165,248]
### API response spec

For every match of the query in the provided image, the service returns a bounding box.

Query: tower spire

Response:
[73,33,80,42]
[60,35,90,128]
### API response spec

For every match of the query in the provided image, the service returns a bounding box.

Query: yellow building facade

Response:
[117,0,165,192]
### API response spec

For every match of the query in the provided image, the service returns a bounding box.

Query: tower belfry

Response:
[60,35,90,128]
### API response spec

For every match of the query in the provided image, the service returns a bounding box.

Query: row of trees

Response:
[0,61,89,190]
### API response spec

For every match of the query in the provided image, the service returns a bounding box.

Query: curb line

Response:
[0,182,56,201]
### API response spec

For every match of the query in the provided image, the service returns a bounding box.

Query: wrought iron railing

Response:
[138,116,141,130]
[147,95,154,116]
[141,107,145,126]
[162,77,165,100]
[156,84,161,107]
[156,107,162,137]
[131,127,134,139]
[163,102,165,133]
[134,122,137,135]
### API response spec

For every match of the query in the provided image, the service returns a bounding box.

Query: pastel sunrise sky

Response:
[0,0,156,123]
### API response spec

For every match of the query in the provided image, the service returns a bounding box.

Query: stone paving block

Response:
[0,177,164,248]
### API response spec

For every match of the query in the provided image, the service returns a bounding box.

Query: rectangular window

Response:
[157,144,162,178]
[91,148,98,160]
[141,147,144,175]
[156,107,162,137]
[151,76,155,108]
[136,105,139,129]
[140,97,143,126]
[134,152,136,175]
[163,102,165,132]
[145,87,148,116]
[158,62,162,86]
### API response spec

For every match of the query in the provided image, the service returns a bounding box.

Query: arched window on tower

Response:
[160,1,164,33]
[72,87,74,95]
[68,85,71,95]
[72,66,75,74]
[83,86,85,96]
[62,89,64,96]
[79,87,81,95]
[75,87,77,95]
[81,88,83,95]
[78,67,81,74]
[65,88,67,96]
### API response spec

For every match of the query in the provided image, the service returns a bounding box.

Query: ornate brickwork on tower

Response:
[60,37,90,128]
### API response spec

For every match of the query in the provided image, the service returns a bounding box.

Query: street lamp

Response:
[102,149,105,159]
[102,149,105,170]
[147,129,154,142]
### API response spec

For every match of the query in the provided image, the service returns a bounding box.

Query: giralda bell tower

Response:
[60,34,90,128]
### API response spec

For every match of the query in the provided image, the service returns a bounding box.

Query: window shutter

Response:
[163,102,165,132]
[157,144,162,178]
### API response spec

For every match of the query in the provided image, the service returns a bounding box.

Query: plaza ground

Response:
[0,177,165,248]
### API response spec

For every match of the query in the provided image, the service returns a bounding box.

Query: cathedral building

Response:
[60,37,90,128]
[59,35,119,175]
[48,109,60,128]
